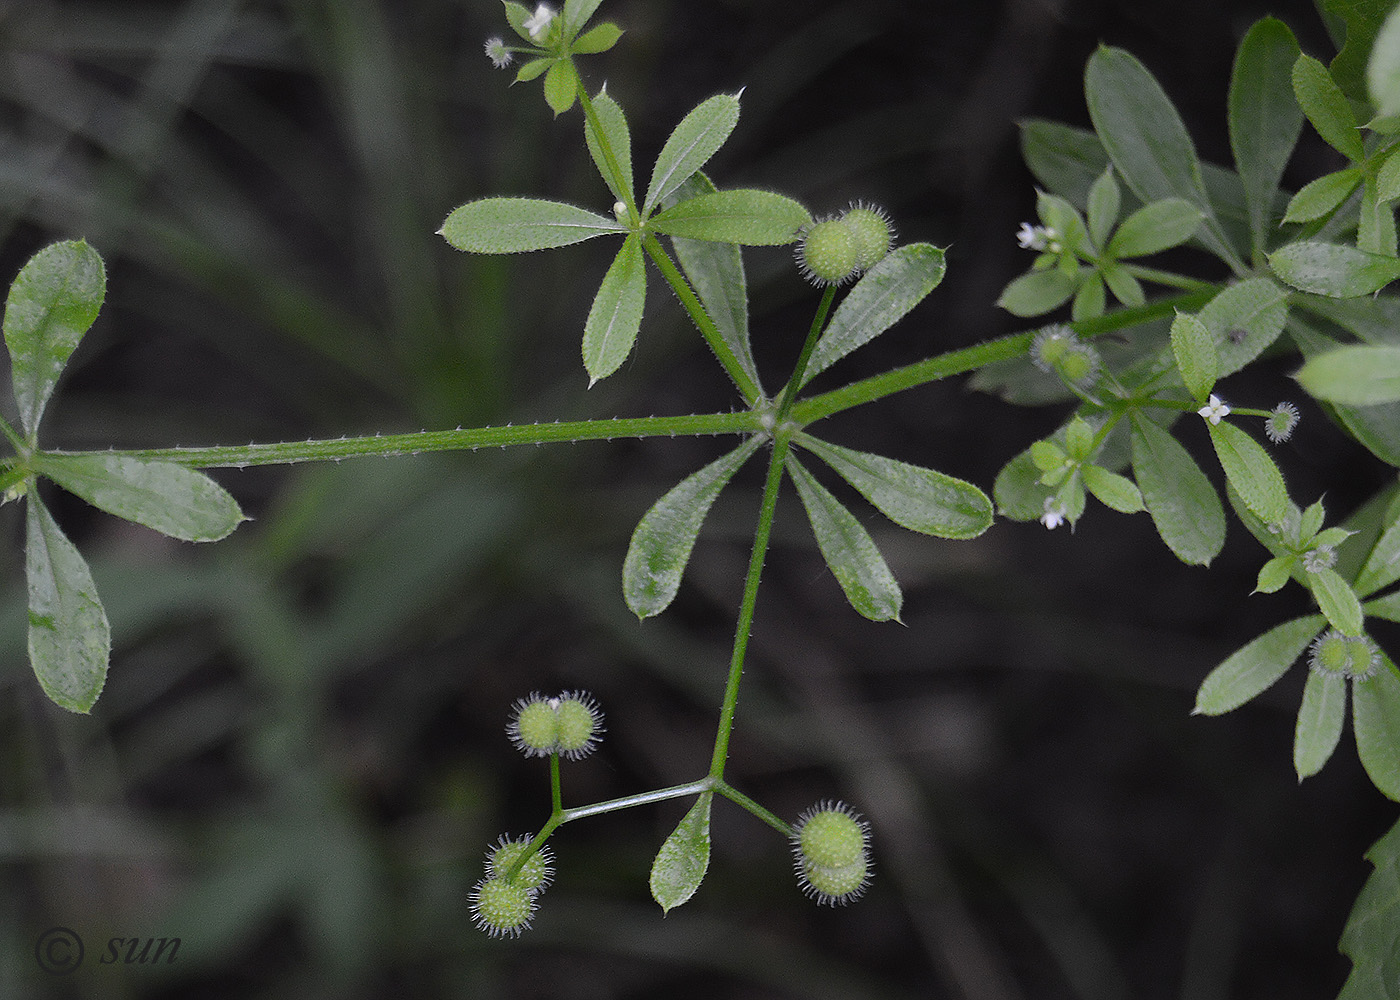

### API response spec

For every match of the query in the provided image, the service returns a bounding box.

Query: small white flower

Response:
[1016,222,1045,251]
[524,3,556,41]
[1041,497,1067,530]
[484,37,512,69]
[1197,394,1230,425]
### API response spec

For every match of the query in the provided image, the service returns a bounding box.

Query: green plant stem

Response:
[1120,262,1217,292]
[715,780,793,837]
[777,284,837,417]
[75,411,759,469]
[790,287,1218,426]
[709,432,789,780]
[550,754,563,814]
[641,233,763,405]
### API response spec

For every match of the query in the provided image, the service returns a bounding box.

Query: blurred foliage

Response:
[0,0,1391,998]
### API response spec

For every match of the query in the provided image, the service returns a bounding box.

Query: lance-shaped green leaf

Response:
[648,189,808,245]
[1082,465,1143,513]
[668,174,761,395]
[584,88,633,205]
[543,59,580,115]
[1200,277,1289,378]
[1130,413,1225,566]
[1292,53,1365,162]
[562,0,604,38]
[1207,421,1289,525]
[1269,241,1400,297]
[1353,654,1400,800]
[798,436,992,540]
[439,197,624,253]
[1338,816,1400,1000]
[25,495,110,713]
[582,233,645,384]
[1193,614,1323,715]
[1084,47,1241,270]
[1106,198,1203,258]
[1229,18,1302,256]
[1283,168,1363,223]
[35,453,246,542]
[642,93,740,217]
[4,240,105,438]
[786,453,902,622]
[1355,517,1400,598]
[1295,667,1347,780]
[1086,166,1121,250]
[571,22,622,54]
[1289,316,1400,466]
[1255,554,1295,594]
[1296,344,1400,405]
[623,436,762,619]
[996,268,1076,318]
[649,793,712,915]
[801,244,946,386]
[1311,566,1365,637]
[1170,310,1217,401]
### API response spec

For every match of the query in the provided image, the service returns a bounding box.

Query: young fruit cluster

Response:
[796,203,895,285]
[507,690,605,759]
[470,835,556,938]
[791,801,872,905]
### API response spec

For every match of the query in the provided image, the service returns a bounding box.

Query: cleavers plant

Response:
[8,0,1400,985]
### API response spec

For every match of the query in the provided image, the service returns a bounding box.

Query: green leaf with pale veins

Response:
[543,58,580,115]
[1310,566,1365,636]
[1283,168,1363,223]
[1269,241,1400,297]
[1338,813,1400,999]
[623,437,762,619]
[1193,614,1324,715]
[440,197,624,253]
[1083,465,1143,513]
[1353,654,1400,800]
[1296,345,1400,405]
[1207,420,1289,525]
[1292,53,1364,161]
[584,88,633,206]
[1105,198,1203,258]
[4,240,105,438]
[650,793,712,914]
[648,189,809,245]
[802,244,946,385]
[1170,310,1217,401]
[25,495,110,713]
[799,436,992,540]
[786,453,902,622]
[35,453,246,542]
[1295,667,1347,780]
[1199,277,1289,378]
[1130,413,1225,566]
[667,174,761,395]
[1084,47,1241,270]
[1229,18,1303,256]
[643,93,740,216]
[582,233,646,384]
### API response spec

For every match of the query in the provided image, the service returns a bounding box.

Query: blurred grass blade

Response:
[1296,345,1400,405]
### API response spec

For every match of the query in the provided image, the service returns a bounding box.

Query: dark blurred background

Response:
[0,1,1394,997]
